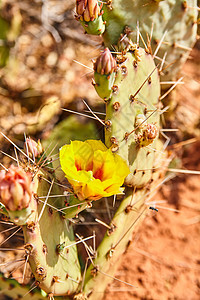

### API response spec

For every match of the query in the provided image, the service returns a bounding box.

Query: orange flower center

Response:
[75,161,81,171]
[75,160,104,181]
[93,168,104,181]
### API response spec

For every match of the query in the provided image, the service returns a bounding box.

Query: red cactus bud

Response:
[94,48,117,75]
[76,0,101,22]
[25,138,43,158]
[0,165,33,211]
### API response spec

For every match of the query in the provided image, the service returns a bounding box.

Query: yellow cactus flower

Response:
[59,140,130,201]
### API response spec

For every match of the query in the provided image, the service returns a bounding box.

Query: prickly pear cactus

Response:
[0,0,198,299]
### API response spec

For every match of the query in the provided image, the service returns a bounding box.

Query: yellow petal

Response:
[60,143,77,175]
[86,140,107,152]
[71,141,94,170]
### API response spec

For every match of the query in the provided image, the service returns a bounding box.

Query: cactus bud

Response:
[93,49,117,99]
[0,165,32,211]
[25,138,43,158]
[75,0,105,35]
[94,48,117,75]
[76,0,102,22]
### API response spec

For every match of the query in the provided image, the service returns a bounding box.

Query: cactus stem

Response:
[111,206,146,250]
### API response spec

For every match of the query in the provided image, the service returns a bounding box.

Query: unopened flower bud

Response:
[94,48,117,75]
[0,165,33,211]
[25,138,43,158]
[76,0,102,22]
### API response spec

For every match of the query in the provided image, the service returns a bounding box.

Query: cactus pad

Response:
[100,0,198,81]
[97,48,161,187]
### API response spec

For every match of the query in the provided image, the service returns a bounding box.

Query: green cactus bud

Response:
[75,0,105,35]
[94,48,117,75]
[93,48,117,99]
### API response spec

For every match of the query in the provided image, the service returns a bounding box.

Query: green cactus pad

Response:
[103,49,160,187]
[102,0,198,81]
[0,272,73,299]
[0,272,46,300]
[83,188,147,298]
[22,171,81,296]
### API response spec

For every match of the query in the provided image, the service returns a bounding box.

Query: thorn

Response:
[73,59,93,71]
[95,218,111,229]
[153,30,168,59]
[160,77,184,100]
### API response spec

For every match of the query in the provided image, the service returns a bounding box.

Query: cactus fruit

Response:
[0,165,33,212]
